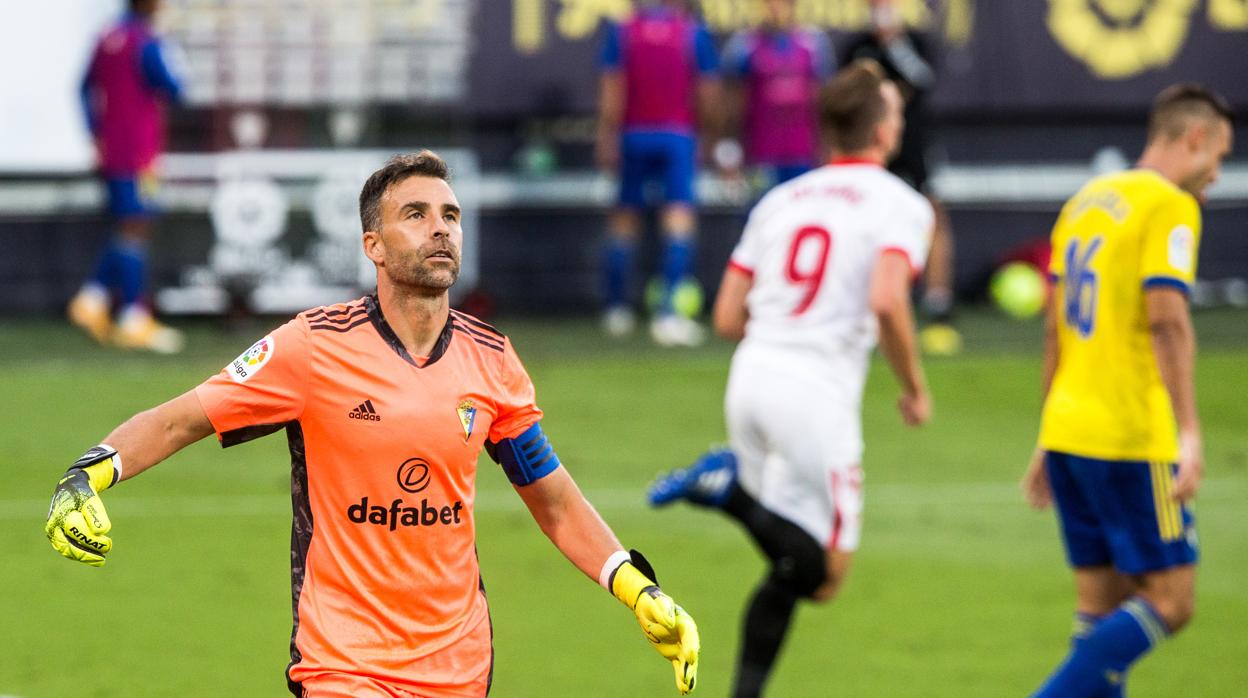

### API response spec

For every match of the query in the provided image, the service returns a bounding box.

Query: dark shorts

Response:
[618,130,697,208]
[1046,451,1198,575]
[105,171,160,218]
[756,163,813,188]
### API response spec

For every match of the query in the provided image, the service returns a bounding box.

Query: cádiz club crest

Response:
[456,399,477,441]
[1047,0,1199,79]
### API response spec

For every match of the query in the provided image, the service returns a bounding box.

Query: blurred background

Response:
[2,1,1247,696]
[2,0,1246,317]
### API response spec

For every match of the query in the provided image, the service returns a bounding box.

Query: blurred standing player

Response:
[69,0,184,353]
[596,0,719,346]
[45,152,700,696]
[843,0,959,353]
[649,61,932,697]
[717,0,835,188]
[1022,85,1232,697]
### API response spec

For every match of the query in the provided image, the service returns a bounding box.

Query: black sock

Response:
[733,576,800,698]
[722,484,775,535]
[723,485,821,578]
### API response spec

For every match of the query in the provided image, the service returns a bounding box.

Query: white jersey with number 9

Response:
[729,161,932,368]
[723,160,932,546]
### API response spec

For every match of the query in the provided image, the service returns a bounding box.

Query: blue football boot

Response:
[647,448,737,508]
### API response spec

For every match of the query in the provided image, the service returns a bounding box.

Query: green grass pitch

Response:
[3,309,1246,696]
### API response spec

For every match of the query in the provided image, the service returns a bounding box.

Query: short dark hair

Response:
[358,150,451,233]
[1148,83,1233,142]
[130,0,158,15]
[819,59,890,153]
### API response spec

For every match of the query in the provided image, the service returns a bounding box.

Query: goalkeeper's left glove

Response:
[45,445,119,567]
[609,550,700,694]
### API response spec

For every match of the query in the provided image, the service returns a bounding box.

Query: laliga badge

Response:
[1167,224,1194,273]
[228,336,274,383]
[457,399,477,441]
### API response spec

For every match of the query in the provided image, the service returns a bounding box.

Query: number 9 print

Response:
[785,225,833,316]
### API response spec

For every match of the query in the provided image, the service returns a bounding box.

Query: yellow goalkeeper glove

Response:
[610,550,700,694]
[45,445,119,567]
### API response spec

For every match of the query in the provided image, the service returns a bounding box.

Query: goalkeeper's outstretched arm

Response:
[514,465,700,694]
[45,389,214,566]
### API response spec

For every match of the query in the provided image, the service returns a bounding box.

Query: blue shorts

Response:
[763,163,812,187]
[618,131,696,209]
[105,173,160,218]
[1046,451,1198,574]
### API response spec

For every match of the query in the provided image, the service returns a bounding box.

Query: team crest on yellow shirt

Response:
[456,399,477,441]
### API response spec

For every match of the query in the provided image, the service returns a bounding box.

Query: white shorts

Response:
[725,346,866,551]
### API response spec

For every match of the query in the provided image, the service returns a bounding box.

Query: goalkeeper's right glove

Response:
[45,445,119,567]
[609,550,700,694]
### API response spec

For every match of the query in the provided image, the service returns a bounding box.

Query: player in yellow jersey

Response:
[1022,85,1232,697]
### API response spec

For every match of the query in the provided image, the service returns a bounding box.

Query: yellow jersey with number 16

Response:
[1039,168,1201,462]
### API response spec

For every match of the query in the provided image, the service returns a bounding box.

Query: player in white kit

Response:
[649,60,933,697]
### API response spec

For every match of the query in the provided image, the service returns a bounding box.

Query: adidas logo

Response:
[693,468,733,498]
[349,399,381,422]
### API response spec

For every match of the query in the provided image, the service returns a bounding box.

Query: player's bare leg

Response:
[650,203,704,347]
[812,549,854,603]
[660,203,695,239]
[1135,564,1196,632]
[1073,565,1135,615]
[603,208,642,336]
[607,209,642,243]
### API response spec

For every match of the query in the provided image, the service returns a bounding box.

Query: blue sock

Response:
[1034,598,1168,698]
[90,240,124,291]
[1071,611,1104,648]
[659,237,694,314]
[1070,612,1123,698]
[603,237,637,310]
[114,238,149,307]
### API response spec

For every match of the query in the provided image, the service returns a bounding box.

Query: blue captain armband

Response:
[487,422,562,486]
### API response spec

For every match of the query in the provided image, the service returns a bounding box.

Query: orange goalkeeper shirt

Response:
[194,295,542,696]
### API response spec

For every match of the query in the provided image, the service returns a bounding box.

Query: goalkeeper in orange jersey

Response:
[47,150,699,696]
